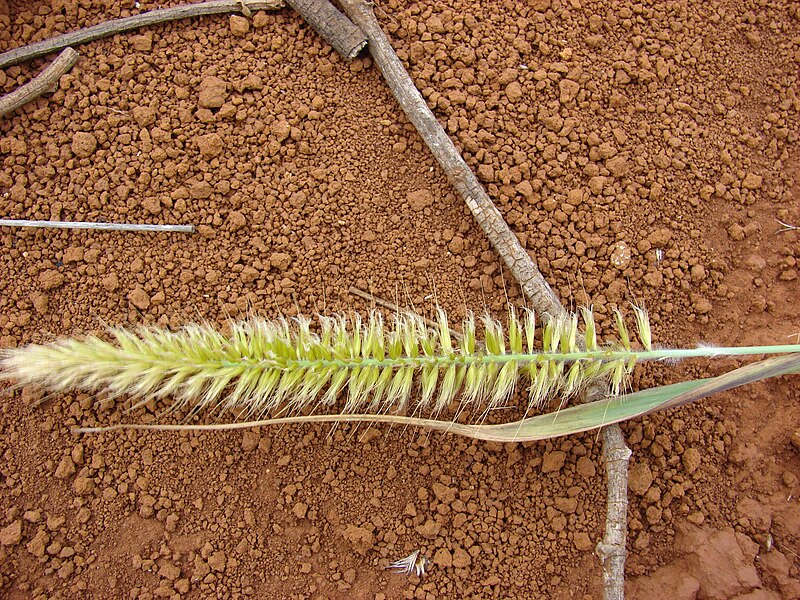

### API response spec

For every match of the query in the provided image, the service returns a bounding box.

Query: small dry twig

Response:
[348,285,464,341]
[0,48,79,118]
[776,218,799,234]
[0,219,194,233]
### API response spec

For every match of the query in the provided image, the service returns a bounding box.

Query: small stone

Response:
[158,561,181,581]
[72,132,97,158]
[452,547,471,568]
[23,510,41,523]
[646,505,663,524]
[131,33,153,52]
[693,297,713,314]
[31,292,49,315]
[292,502,308,519]
[415,519,441,539]
[433,548,452,567]
[559,79,580,103]
[647,228,673,246]
[27,529,49,557]
[515,180,534,199]
[229,15,250,36]
[343,524,375,555]
[208,550,227,571]
[133,106,156,127]
[190,181,214,199]
[73,476,95,496]
[63,247,84,263]
[790,430,800,451]
[432,483,456,504]
[742,173,763,190]
[505,81,523,102]
[55,455,76,479]
[690,264,706,282]
[241,266,259,283]
[605,155,629,177]
[744,31,761,48]
[102,273,119,292]
[270,252,292,271]
[196,133,224,159]
[477,164,495,182]
[573,532,593,551]
[576,456,596,478]
[241,430,260,452]
[610,242,632,270]
[224,211,245,232]
[407,189,434,211]
[628,462,653,495]
[39,269,65,291]
[588,176,606,194]
[541,450,566,474]
[128,287,151,311]
[271,120,291,142]
[727,223,746,240]
[682,447,702,474]
[142,197,161,215]
[448,236,465,255]
[198,76,228,109]
[0,520,22,546]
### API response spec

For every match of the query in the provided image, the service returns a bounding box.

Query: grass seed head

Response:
[0,307,653,421]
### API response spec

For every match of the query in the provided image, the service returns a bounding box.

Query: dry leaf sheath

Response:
[1,307,797,421]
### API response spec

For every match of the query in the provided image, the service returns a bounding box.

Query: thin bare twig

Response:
[0,48,79,118]
[335,3,630,598]
[0,0,284,69]
[0,219,194,233]
[776,218,799,234]
[348,285,463,340]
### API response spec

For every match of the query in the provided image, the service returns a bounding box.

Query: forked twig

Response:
[0,48,79,118]
[776,218,799,234]
[334,3,630,597]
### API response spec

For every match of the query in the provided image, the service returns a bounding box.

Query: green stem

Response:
[222,344,800,371]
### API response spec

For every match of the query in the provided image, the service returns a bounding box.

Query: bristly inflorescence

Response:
[0,307,653,420]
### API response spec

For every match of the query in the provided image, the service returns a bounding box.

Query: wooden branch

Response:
[0,0,284,69]
[597,422,632,600]
[336,3,631,598]
[286,0,366,59]
[0,219,194,233]
[0,48,79,118]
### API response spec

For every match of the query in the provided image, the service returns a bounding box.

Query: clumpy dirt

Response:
[1,0,799,598]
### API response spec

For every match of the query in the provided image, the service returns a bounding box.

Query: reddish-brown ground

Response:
[1,0,799,599]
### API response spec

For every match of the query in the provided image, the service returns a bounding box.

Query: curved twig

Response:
[0,48,79,118]
[0,0,284,69]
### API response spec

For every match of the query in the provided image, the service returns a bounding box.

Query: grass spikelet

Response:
[631,304,652,351]
[3,307,797,424]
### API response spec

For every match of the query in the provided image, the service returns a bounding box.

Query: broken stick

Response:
[0,48,79,118]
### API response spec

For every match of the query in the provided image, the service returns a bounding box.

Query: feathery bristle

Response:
[0,307,649,420]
